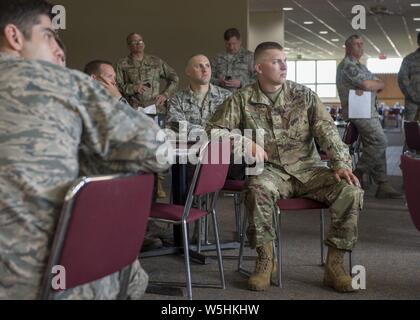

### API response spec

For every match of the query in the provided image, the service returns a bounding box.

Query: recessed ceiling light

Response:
[411,3,420,7]
[416,28,420,31]
[414,18,420,21]
[303,21,314,25]
[319,31,328,34]
[331,38,340,42]
[283,7,294,11]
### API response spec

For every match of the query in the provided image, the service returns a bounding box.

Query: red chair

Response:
[404,121,420,154]
[238,198,352,288]
[401,155,420,232]
[40,173,154,300]
[149,141,230,300]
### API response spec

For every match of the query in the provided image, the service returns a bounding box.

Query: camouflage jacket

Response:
[337,56,378,120]
[167,84,231,134]
[206,82,352,183]
[211,47,256,92]
[0,53,171,300]
[115,54,179,110]
[398,48,420,106]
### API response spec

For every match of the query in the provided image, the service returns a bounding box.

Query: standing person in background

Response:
[211,28,256,92]
[337,34,403,199]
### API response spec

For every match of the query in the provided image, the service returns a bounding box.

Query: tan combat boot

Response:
[248,242,277,291]
[324,247,355,293]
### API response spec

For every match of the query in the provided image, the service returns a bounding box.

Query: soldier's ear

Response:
[255,63,263,75]
[3,24,25,52]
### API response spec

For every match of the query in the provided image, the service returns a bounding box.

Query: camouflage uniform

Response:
[0,53,171,300]
[206,82,363,250]
[398,48,420,122]
[115,54,179,113]
[211,47,256,92]
[337,56,388,185]
[167,84,231,134]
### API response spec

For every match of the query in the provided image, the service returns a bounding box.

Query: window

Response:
[287,60,337,98]
[366,58,403,74]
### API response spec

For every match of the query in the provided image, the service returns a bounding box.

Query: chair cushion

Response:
[277,198,328,210]
[151,203,209,223]
[223,179,246,191]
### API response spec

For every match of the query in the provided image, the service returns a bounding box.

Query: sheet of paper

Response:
[142,104,157,115]
[349,90,371,119]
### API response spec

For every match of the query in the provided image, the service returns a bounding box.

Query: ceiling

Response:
[250,0,420,60]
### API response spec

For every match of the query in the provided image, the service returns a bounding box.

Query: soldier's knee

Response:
[341,184,364,208]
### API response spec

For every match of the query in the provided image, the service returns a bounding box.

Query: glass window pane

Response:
[366,58,403,74]
[317,84,337,98]
[287,61,296,81]
[297,61,316,84]
[317,60,336,83]
[305,84,316,92]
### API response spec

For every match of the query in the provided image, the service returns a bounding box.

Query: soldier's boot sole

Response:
[323,269,356,293]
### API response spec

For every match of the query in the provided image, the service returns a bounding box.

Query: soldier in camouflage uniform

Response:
[398,32,420,123]
[167,54,231,135]
[211,28,256,92]
[206,42,363,293]
[116,32,178,199]
[0,0,172,300]
[115,32,179,114]
[337,35,403,199]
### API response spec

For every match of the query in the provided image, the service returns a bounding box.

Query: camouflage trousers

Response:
[404,101,420,122]
[245,165,364,251]
[351,117,388,184]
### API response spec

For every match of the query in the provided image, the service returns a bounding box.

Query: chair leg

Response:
[234,193,242,241]
[238,207,248,272]
[211,210,226,289]
[272,207,282,288]
[182,220,193,300]
[117,264,132,300]
[320,209,325,266]
[349,251,353,274]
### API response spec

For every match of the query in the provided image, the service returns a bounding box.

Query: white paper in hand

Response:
[142,104,157,115]
[349,90,371,119]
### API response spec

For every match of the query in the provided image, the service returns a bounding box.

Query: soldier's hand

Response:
[355,90,364,96]
[135,84,148,94]
[225,79,241,89]
[155,95,167,107]
[98,76,122,99]
[334,168,360,187]
[251,142,268,163]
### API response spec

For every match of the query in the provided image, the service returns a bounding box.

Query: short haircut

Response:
[224,28,241,41]
[83,60,113,76]
[345,34,361,48]
[0,0,53,40]
[417,32,420,46]
[254,42,284,62]
[126,32,141,44]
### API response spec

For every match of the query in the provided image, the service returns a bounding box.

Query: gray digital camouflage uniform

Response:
[337,56,388,185]
[398,48,420,122]
[115,54,179,113]
[211,47,256,92]
[0,53,171,300]
[167,84,231,134]
[206,82,363,250]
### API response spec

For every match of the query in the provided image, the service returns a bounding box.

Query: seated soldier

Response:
[206,42,364,293]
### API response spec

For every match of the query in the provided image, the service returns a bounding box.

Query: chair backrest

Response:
[401,155,420,232]
[404,121,420,151]
[343,122,359,145]
[193,141,231,197]
[41,173,154,299]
